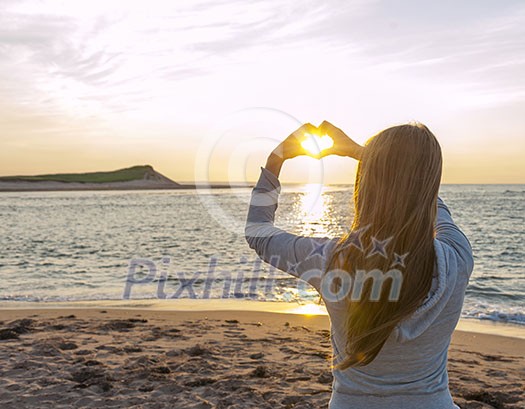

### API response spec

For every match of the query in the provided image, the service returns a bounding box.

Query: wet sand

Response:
[0,308,523,408]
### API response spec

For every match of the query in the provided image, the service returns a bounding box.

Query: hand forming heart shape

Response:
[270,121,364,162]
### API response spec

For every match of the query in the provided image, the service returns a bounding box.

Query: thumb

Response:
[319,120,338,135]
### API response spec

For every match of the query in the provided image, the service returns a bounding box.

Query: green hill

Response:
[0,165,175,184]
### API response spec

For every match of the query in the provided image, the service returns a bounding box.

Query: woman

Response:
[245,121,474,409]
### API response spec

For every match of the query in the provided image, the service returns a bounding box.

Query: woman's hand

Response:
[265,123,318,178]
[264,121,364,178]
[272,123,319,160]
[319,120,364,160]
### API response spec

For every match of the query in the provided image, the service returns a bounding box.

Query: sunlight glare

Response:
[290,303,327,316]
[301,133,334,155]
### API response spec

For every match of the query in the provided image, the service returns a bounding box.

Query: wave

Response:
[462,308,525,325]
[465,286,523,301]
[503,189,525,195]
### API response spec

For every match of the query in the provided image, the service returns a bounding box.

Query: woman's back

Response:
[245,122,474,408]
[246,169,473,409]
[328,217,473,408]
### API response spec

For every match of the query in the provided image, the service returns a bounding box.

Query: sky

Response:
[0,0,524,184]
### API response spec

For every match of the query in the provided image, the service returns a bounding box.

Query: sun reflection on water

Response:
[298,184,333,236]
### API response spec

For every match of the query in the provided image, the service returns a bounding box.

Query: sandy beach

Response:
[0,308,523,409]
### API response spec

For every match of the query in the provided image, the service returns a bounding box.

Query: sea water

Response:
[0,184,523,325]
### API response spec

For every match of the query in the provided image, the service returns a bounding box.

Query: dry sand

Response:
[0,308,523,408]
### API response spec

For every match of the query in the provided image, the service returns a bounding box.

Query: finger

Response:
[319,120,339,136]
[291,123,317,142]
[318,146,338,158]
[301,122,318,135]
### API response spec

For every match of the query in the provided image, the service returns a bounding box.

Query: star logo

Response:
[367,236,392,258]
[391,252,409,268]
[286,261,299,275]
[306,240,327,259]
[340,224,370,253]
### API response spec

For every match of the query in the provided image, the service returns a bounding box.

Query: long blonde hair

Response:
[327,123,442,370]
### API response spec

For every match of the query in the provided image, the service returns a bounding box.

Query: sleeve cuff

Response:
[257,167,281,193]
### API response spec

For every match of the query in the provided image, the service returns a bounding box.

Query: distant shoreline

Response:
[0,164,251,192]
[0,182,251,192]
[1,182,522,192]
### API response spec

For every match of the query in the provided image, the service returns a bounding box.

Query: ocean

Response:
[0,184,523,325]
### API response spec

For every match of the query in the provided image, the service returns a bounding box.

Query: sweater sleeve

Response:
[244,167,336,292]
[435,197,474,277]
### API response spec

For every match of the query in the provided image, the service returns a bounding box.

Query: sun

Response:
[301,133,334,155]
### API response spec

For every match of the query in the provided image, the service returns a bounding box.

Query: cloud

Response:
[0,0,375,122]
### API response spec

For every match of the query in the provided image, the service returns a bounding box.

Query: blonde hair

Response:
[327,123,442,370]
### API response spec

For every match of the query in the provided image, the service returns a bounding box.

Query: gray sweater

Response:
[245,168,474,409]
